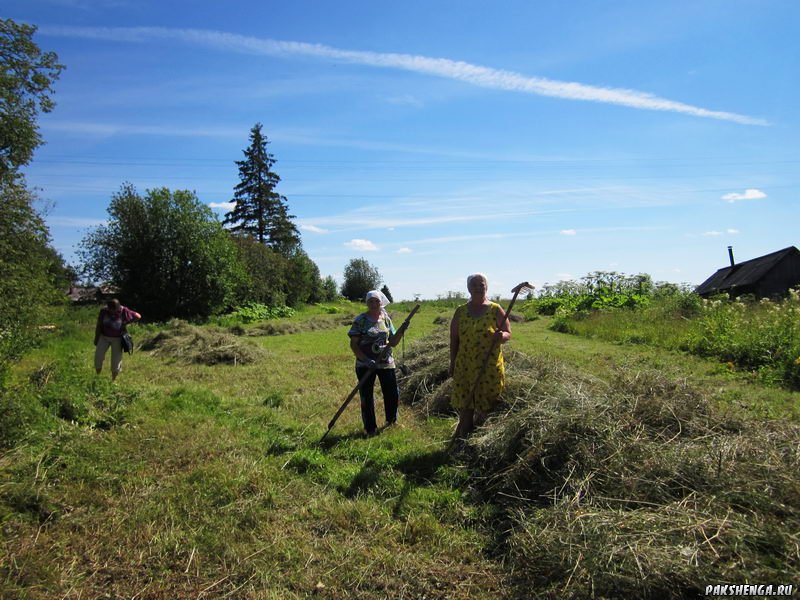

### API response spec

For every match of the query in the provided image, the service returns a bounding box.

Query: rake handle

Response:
[320,304,421,442]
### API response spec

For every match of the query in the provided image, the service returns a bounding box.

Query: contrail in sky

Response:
[40,25,768,126]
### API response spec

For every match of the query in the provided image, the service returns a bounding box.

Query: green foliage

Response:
[548,277,800,390]
[684,292,800,388]
[0,19,64,180]
[223,123,300,254]
[215,303,296,325]
[0,21,68,383]
[524,271,658,319]
[231,234,288,306]
[340,257,382,301]
[80,184,246,321]
[0,180,71,383]
[321,275,338,302]
[284,247,323,306]
[232,235,332,308]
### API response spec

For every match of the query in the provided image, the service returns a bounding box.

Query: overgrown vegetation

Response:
[684,291,800,388]
[213,302,296,326]
[522,271,667,318]
[533,272,800,390]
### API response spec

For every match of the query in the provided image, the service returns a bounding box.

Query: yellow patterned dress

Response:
[450,302,505,411]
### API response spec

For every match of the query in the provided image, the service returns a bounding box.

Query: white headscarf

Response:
[365,290,390,307]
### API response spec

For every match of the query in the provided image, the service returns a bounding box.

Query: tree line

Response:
[0,18,392,381]
[77,123,388,321]
[77,123,336,322]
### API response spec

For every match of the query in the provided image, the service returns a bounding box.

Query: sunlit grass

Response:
[1,302,506,598]
[2,300,798,597]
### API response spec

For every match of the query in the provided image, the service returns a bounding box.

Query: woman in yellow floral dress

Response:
[449,273,511,440]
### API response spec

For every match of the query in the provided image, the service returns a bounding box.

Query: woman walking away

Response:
[94,298,141,381]
[348,290,400,437]
[449,273,511,442]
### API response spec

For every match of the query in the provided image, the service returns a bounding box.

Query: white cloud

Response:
[397,247,413,254]
[41,25,769,125]
[560,229,577,236]
[301,224,329,234]
[556,273,573,281]
[209,201,235,210]
[721,188,767,202]
[345,239,379,251]
[703,228,739,236]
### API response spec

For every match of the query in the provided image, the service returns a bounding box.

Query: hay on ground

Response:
[397,335,451,414]
[401,331,800,596]
[235,315,355,337]
[140,319,266,365]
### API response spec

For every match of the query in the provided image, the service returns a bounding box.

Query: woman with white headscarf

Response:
[348,290,400,436]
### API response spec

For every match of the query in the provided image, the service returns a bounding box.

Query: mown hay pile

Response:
[233,315,356,337]
[140,320,266,365]
[398,335,551,416]
[398,335,451,413]
[402,333,800,598]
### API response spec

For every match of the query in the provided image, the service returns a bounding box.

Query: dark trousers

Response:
[355,366,399,433]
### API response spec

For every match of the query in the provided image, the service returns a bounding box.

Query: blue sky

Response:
[8,0,799,301]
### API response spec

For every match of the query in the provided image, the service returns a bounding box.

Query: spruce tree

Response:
[224,123,300,255]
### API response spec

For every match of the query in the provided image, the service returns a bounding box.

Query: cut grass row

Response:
[2,302,798,597]
[1,303,504,598]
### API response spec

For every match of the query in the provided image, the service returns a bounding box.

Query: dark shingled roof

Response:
[695,246,800,296]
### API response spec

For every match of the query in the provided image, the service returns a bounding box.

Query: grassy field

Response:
[1,301,798,598]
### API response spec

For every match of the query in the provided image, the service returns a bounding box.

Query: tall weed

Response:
[684,292,800,387]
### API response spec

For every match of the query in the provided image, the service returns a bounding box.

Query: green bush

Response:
[215,302,295,325]
[684,292,800,388]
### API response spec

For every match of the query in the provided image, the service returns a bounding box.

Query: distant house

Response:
[66,285,121,304]
[695,246,800,299]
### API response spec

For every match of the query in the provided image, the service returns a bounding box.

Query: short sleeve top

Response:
[348,310,397,369]
[99,306,138,337]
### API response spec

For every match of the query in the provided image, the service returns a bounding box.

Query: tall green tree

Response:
[1,19,64,181]
[0,19,67,384]
[341,258,382,302]
[224,123,300,255]
[80,184,246,321]
[231,235,287,307]
[321,276,338,302]
[284,248,324,306]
